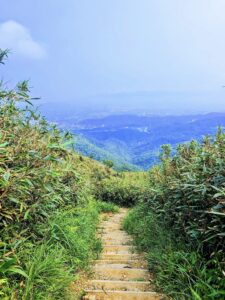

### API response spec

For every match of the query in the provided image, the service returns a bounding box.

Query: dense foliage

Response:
[149,139,225,262]
[2,49,225,299]
[74,135,138,171]
[124,137,225,299]
[0,51,117,299]
[96,172,149,206]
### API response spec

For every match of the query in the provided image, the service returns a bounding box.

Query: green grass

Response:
[74,135,138,171]
[96,172,149,206]
[0,50,116,299]
[124,205,225,299]
[96,201,119,213]
[22,244,73,300]
[1,200,103,299]
[2,48,225,300]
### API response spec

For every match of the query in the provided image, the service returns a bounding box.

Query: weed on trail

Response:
[96,172,149,206]
[96,201,119,213]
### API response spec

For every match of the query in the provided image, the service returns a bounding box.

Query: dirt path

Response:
[83,208,164,300]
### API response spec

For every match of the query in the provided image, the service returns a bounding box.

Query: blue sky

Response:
[1,0,225,114]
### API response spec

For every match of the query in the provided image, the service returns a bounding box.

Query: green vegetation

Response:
[103,159,114,168]
[123,137,225,299]
[71,113,225,171]
[96,172,149,206]
[1,49,225,299]
[74,135,139,171]
[0,50,116,299]
[96,201,119,214]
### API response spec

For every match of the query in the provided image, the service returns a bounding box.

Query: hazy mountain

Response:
[74,135,139,171]
[55,112,225,170]
[39,90,225,121]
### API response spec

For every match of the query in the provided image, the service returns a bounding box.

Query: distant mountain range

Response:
[53,112,225,170]
[39,90,225,120]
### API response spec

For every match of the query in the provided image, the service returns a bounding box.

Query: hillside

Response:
[0,52,119,299]
[96,135,225,299]
[1,50,224,299]
[74,135,139,171]
[52,113,225,170]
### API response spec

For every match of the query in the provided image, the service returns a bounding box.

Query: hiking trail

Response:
[83,208,164,300]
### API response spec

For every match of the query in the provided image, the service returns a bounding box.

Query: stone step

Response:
[94,260,147,268]
[94,263,147,269]
[100,233,130,238]
[98,229,123,234]
[83,209,163,300]
[101,253,138,260]
[98,230,122,233]
[94,262,147,269]
[102,231,130,239]
[99,234,130,240]
[100,222,123,225]
[100,224,123,226]
[98,231,128,235]
[94,266,149,280]
[100,221,123,224]
[103,245,132,253]
[83,290,163,300]
[87,280,151,292]
[102,241,131,246]
[101,234,129,238]
[102,250,131,255]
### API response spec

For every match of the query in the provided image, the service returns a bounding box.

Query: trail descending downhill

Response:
[83,209,164,300]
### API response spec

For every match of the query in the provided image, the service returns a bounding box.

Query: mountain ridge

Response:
[68,112,225,170]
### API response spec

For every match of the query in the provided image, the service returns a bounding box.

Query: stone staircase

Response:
[83,209,164,300]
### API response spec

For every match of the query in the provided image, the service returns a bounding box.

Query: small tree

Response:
[103,159,114,168]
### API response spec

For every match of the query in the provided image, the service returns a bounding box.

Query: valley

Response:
[50,112,225,170]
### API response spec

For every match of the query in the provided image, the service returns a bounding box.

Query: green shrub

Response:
[0,50,108,299]
[103,159,114,168]
[123,134,225,299]
[96,172,149,206]
[2,200,103,299]
[124,205,225,299]
[123,204,170,254]
[96,201,119,213]
[145,135,225,264]
[22,244,73,300]
[46,200,102,269]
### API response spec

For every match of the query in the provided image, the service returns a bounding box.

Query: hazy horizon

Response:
[39,90,225,121]
[1,1,225,116]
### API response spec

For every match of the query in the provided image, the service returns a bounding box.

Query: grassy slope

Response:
[0,77,118,299]
[122,139,225,299]
[2,51,225,299]
[74,135,139,171]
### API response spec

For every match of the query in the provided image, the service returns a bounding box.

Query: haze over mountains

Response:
[40,90,225,120]
[3,1,225,171]
[41,97,225,170]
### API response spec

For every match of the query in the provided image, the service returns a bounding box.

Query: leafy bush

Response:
[96,201,119,213]
[15,200,102,300]
[147,137,225,263]
[22,244,73,300]
[124,135,225,299]
[0,50,110,299]
[96,172,149,206]
[124,205,225,299]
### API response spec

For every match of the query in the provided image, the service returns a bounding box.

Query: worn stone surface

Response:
[83,209,164,300]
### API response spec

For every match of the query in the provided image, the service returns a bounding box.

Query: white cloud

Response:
[0,20,46,59]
